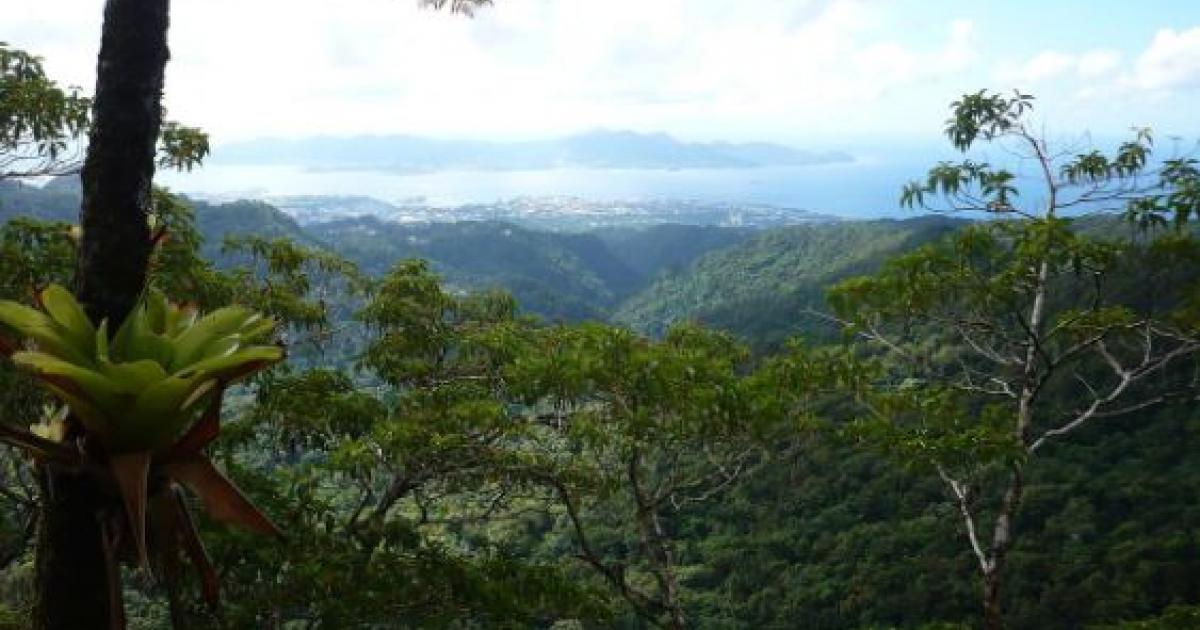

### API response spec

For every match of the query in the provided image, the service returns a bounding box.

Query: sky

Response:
[8,0,1200,149]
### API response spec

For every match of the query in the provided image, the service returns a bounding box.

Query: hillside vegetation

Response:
[7,23,1200,630]
[3,149,1199,630]
[0,181,825,322]
[614,216,964,346]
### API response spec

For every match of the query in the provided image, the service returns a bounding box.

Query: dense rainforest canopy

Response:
[2,4,1200,629]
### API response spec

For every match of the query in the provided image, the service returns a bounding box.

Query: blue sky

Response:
[8,0,1200,148]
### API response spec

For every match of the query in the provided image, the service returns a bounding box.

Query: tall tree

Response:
[33,2,171,626]
[508,322,794,629]
[826,91,1200,629]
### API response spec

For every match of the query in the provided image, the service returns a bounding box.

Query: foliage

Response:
[155,258,613,626]
[614,216,962,347]
[1095,604,1200,629]
[3,77,1200,629]
[0,43,209,182]
[0,43,90,179]
[505,321,788,628]
[828,90,1200,628]
[0,285,282,453]
[0,282,285,618]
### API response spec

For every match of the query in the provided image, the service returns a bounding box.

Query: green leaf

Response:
[120,373,210,452]
[97,358,168,395]
[170,306,258,370]
[11,351,129,417]
[0,300,90,364]
[39,284,95,355]
[95,320,109,361]
[177,345,283,383]
[144,289,168,334]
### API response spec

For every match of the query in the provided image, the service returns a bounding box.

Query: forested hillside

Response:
[594,224,755,279]
[312,216,641,320]
[3,17,1200,630]
[5,179,1199,629]
[0,182,812,321]
[0,181,733,319]
[614,216,964,346]
[0,180,78,223]
[658,403,1200,629]
[2,180,961,330]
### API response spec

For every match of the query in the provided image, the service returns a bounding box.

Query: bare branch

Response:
[1030,338,1200,452]
[804,308,914,359]
[937,465,992,574]
[418,0,493,16]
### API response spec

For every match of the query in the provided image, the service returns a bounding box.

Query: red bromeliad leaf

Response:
[110,451,152,567]
[173,484,221,609]
[165,455,282,538]
[166,386,224,458]
[220,358,279,387]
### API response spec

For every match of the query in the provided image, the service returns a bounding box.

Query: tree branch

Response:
[937,465,992,574]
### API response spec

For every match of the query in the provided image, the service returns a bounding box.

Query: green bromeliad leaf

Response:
[117,374,215,451]
[11,351,131,416]
[40,284,96,356]
[170,306,260,369]
[0,284,283,453]
[0,300,91,365]
[98,359,170,394]
[181,346,284,383]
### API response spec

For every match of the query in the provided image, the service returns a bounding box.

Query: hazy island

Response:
[213,129,854,173]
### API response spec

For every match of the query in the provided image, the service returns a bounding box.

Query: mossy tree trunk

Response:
[33,0,170,628]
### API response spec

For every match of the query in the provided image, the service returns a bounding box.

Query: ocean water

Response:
[158,152,937,220]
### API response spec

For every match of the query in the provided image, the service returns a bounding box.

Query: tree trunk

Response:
[32,471,122,629]
[648,509,686,630]
[982,569,1004,630]
[979,465,1022,630]
[627,451,686,629]
[34,0,170,628]
[76,0,170,324]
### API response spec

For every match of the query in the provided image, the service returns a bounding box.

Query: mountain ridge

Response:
[613,215,967,347]
[213,129,853,173]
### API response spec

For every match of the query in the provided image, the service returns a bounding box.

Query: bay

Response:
[158,153,931,220]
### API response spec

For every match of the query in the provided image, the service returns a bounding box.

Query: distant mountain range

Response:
[213,130,853,173]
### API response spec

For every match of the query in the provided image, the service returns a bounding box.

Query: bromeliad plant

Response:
[0,283,284,611]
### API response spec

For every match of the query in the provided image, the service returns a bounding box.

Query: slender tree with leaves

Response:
[826,91,1200,629]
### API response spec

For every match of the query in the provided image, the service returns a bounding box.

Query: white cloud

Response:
[1131,27,1200,91]
[1076,50,1122,79]
[851,19,977,98]
[1021,51,1075,82]
[998,26,1200,104]
[994,49,1121,85]
[5,0,982,143]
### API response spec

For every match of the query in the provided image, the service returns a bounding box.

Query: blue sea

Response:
[158,148,948,220]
